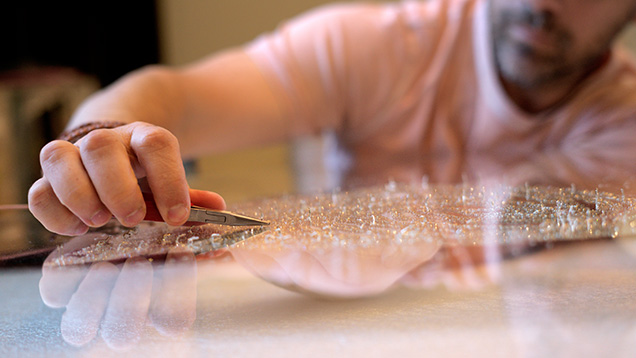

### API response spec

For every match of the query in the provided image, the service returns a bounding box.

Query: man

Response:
[28,0,636,235]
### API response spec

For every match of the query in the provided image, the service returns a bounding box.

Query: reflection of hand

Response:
[40,241,197,350]
[230,240,442,298]
[398,243,504,291]
[28,122,225,235]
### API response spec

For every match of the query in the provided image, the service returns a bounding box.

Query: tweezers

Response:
[142,193,269,227]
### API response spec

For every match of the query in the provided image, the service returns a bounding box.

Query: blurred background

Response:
[2,0,636,206]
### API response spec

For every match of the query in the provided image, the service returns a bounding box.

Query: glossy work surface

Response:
[2,152,636,357]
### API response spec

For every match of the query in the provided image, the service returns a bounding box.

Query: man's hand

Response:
[28,122,225,235]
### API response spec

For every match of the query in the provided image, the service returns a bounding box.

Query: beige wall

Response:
[620,26,636,53]
[157,0,373,66]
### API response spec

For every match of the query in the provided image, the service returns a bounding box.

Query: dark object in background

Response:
[0,69,99,205]
[0,208,68,267]
[1,0,160,87]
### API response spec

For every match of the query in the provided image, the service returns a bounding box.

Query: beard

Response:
[489,3,620,90]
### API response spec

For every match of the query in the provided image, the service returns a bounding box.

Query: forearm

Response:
[175,49,289,157]
[68,49,288,159]
[67,65,188,143]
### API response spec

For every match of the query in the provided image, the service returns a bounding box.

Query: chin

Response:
[495,45,559,89]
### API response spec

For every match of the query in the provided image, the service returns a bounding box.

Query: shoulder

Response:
[272,0,480,38]
[561,47,636,147]
[247,0,481,61]
[581,47,636,115]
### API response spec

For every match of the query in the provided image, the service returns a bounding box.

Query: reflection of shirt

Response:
[245,0,636,177]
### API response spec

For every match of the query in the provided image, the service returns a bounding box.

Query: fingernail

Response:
[70,222,89,236]
[168,204,189,224]
[124,207,145,226]
[89,209,111,226]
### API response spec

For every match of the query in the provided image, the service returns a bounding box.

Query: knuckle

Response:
[56,186,91,211]
[97,186,143,214]
[28,179,53,212]
[28,181,86,235]
[132,126,178,154]
[107,191,131,207]
[111,191,143,212]
[40,140,75,168]
[79,129,120,154]
[52,219,87,236]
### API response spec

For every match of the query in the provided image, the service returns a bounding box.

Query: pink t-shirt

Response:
[245,0,636,184]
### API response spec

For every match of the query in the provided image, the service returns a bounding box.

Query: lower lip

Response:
[508,24,558,53]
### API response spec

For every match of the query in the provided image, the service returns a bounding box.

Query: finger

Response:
[38,140,112,229]
[230,247,295,288]
[129,124,191,225]
[61,262,119,347]
[189,188,226,210]
[40,232,122,307]
[28,178,90,235]
[481,244,503,283]
[78,128,146,227]
[39,264,90,308]
[443,246,490,291]
[101,257,153,351]
[150,248,197,336]
[39,265,88,308]
[398,257,444,289]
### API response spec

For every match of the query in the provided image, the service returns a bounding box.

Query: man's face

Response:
[489,0,636,89]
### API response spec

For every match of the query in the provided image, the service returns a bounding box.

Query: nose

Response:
[518,0,565,29]
[525,0,564,15]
